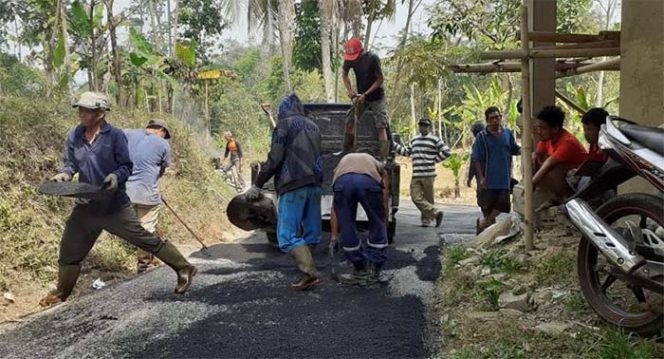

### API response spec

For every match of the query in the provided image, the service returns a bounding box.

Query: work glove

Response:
[50,172,72,182]
[103,173,118,192]
[245,185,263,201]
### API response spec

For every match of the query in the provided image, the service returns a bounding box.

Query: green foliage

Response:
[479,278,503,308]
[70,1,92,38]
[429,0,596,48]
[175,39,197,68]
[444,246,469,272]
[480,250,525,274]
[442,152,469,180]
[177,0,229,60]
[0,53,45,95]
[293,0,322,72]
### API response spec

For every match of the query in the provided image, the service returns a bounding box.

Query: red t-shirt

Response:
[586,143,609,163]
[536,129,588,168]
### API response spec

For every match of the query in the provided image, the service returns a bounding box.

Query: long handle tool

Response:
[162,197,211,257]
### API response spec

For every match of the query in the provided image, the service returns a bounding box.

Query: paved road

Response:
[0,201,476,359]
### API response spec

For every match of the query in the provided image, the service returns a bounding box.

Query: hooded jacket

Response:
[254,93,323,194]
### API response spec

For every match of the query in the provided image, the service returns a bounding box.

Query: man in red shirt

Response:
[532,105,587,203]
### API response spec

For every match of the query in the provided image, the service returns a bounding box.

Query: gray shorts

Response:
[347,97,388,129]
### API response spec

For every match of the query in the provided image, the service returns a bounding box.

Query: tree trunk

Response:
[319,0,334,102]
[437,77,443,139]
[400,0,415,47]
[105,0,124,105]
[277,0,295,92]
[349,0,362,38]
[89,0,98,91]
[505,73,514,123]
[364,11,374,46]
[410,83,417,138]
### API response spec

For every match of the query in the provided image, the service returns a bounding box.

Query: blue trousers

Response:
[333,174,387,268]
[277,185,322,253]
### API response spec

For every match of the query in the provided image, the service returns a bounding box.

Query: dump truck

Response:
[228,102,400,246]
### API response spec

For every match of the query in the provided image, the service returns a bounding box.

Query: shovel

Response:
[161,197,211,257]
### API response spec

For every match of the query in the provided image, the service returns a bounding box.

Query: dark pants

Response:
[59,204,164,266]
[333,174,387,268]
[479,189,511,216]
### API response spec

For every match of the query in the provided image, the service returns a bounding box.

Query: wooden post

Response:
[520,5,535,251]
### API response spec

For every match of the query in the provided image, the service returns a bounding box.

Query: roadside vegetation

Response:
[435,223,663,358]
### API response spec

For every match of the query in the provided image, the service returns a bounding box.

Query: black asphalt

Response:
[0,201,476,359]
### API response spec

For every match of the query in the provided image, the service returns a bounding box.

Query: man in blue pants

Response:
[332,152,387,285]
[247,93,323,290]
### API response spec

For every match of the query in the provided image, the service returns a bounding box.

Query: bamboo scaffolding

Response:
[523,30,620,43]
[481,47,620,60]
[451,58,620,77]
[520,5,534,251]
[534,40,618,50]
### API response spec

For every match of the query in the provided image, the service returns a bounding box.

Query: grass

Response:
[535,252,576,286]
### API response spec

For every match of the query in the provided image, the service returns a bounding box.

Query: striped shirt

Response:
[394,133,451,178]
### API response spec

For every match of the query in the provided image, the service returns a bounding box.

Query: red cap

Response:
[344,38,364,61]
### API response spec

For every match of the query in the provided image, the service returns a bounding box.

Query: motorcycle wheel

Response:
[577,193,664,336]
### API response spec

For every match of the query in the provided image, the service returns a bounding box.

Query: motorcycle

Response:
[564,116,663,335]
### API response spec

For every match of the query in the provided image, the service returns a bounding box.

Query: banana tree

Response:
[442,152,469,198]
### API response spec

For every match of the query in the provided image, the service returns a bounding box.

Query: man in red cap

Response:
[342,37,389,159]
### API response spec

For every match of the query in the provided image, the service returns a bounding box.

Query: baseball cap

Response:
[344,38,364,61]
[146,119,171,139]
[418,117,432,126]
[73,92,111,111]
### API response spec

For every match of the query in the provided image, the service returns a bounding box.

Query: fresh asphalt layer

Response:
[0,201,477,359]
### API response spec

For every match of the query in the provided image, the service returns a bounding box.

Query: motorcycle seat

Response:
[621,123,664,156]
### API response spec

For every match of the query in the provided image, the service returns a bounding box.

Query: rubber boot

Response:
[339,261,372,286]
[39,264,81,307]
[378,140,390,160]
[290,245,320,290]
[368,262,389,286]
[153,241,198,294]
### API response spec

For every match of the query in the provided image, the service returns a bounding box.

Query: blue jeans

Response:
[333,174,387,268]
[277,185,322,253]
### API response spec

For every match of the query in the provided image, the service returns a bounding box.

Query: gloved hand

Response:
[103,173,118,192]
[245,185,263,201]
[50,172,72,182]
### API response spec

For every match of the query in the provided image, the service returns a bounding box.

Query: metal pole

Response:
[520,5,534,251]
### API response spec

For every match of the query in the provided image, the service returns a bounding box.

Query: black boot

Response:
[154,241,198,294]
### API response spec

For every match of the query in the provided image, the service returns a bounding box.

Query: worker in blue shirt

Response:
[125,119,172,273]
[40,92,196,307]
[471,106,521,233]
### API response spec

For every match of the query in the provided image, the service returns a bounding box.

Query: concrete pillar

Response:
[619,0,664,125]
[619,0,664,194]
[527,0,557,119]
